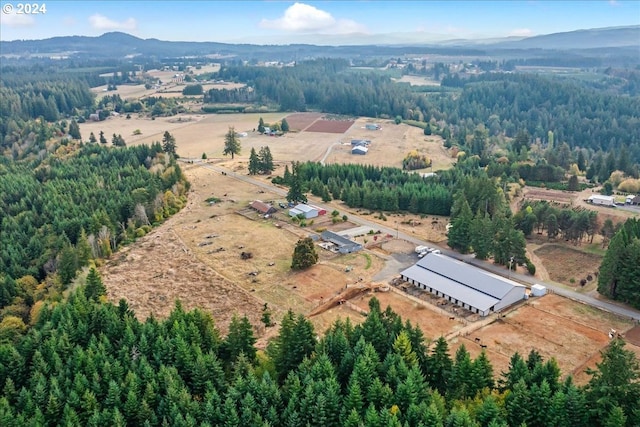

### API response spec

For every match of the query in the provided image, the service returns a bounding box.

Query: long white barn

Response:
[400,253,526,316]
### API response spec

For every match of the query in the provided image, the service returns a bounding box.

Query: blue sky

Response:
[1,1,638,43]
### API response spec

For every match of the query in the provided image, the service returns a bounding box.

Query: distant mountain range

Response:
[1,25,638,60]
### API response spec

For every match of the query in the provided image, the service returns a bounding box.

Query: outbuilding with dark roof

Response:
[250,200,277,215]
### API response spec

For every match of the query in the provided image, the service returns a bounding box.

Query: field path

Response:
[319,142,341,165]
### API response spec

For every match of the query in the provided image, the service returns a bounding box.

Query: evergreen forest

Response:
[1,292,639,427]
[0,142,188,320]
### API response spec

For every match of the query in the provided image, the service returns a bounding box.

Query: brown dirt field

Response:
[623,325,640,346]
[529,294,634,333]
[306,119,356,133]
[459,295,635,384]
[572,341,640,384]
[522,187,576,204]
[284,112,324,131]
[534,244,602,286]
[81,114,454,175]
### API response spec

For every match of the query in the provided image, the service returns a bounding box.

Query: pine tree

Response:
[69,119,82,140]
[99,131,107,144]
[84,268,106,302]
[162,131,177,157]
[258,146,274,174]
[89,132,97,143]
[258,117,265,134]
[248,148,260,175]
[58,244,78,286]
[448,197,473,253]
[286,162,307,204]
[281,118,290,133]
[427,336,452,394]
[224,314,257,364]
[223,127,241,159]
[585,337,640,426]
[291,238,318,270]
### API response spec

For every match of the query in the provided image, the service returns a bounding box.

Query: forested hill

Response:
[0,292,638,426]
[0,142,188,317]
[439,73,640,160]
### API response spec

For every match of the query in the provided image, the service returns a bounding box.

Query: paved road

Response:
[185,160,640,322]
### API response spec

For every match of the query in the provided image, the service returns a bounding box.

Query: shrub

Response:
[526,260,536,275]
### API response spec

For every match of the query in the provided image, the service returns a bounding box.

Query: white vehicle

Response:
[415,245,431,254]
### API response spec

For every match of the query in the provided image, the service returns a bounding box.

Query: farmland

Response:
[79,93,637,386]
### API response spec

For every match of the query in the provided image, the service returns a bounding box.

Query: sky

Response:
[1,1,639,44]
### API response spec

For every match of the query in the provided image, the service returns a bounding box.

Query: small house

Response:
[250,200,276,215]
[289,204,318,219]
[365,123,381,130]
[352,146,368,155]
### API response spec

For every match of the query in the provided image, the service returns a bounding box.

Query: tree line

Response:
[598,218,640,309]
[1,290,638,426]
[273,161,461,216]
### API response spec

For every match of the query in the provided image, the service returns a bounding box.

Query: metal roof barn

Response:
[400,253,526,316]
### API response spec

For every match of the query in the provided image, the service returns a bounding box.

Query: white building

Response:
[587,195,615,207]
[352,146,368,155]
[400,254,526,316]
[288,204,319,219]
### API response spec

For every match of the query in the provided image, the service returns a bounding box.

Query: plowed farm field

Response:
[306,119,356,133]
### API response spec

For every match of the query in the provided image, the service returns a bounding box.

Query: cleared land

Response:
[534,244,602,287]
[306,119,356,133]
[447,293,635,383]
[284,112,324,131]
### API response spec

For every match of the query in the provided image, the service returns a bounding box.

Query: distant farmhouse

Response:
[365,123,381,130]
[352,146,369,155]
[250,200,276,215]
[351,139,371,146]
[320,230,363,254]
[400,253,526,317]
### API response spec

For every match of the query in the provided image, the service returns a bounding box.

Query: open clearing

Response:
[306,119,356,133]
[80,112,456,172]
[534,244,602,287]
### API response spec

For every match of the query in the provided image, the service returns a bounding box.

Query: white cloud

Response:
[89,14,137,31]
[0,12,35,28]
[509,28,533,37]
[260,2,366,34]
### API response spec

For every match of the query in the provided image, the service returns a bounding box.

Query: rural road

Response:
[185,160,640,322]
